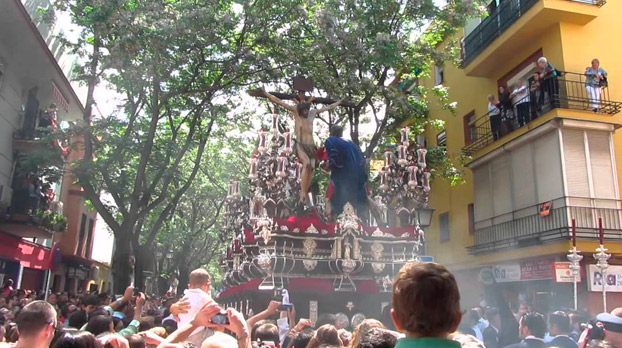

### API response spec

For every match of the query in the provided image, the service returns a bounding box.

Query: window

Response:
[437,131,447,147]
[434,65,444,86]
[468,204,475,235]
[77,214,87,257]
[463,110,476,145]
[440,212,450,242]
[85,218,94,259]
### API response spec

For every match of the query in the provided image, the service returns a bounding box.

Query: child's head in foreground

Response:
[188,268,211,293]
[391,262,462,338]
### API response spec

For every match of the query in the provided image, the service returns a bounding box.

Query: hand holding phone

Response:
[210,312,230,325]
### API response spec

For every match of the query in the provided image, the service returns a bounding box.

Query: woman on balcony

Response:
[585,59,608,112]
[510,79,530,128]
[488,94,502,141]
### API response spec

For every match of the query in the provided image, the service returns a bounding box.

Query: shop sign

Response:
[493,259,553,283]
[479,267,495,285]
[554,262,581,283]
[587,265,622,292]
[493,264,521,282]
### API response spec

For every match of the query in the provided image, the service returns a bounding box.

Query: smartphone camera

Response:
[133,288,141,297]
[211,312,230,325]
[278,303,293,311]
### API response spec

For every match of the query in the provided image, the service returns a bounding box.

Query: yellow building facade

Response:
[421,0,622,313]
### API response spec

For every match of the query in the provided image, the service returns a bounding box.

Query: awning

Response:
[0,232,51,269]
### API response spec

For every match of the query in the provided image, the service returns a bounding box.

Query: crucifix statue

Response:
[249,77,350,205]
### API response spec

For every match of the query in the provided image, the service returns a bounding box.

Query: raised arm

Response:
[263,90,297,113]
[316,99,343,114]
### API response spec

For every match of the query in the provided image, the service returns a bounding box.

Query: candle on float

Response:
[571,218,577,246]
[599,217,604,245]
[294,161,302,180]
[249,157,258,179]
[422,170,431,192]
[272,113,278,134]
[401,127,409,145]
[408,165,417,187]
[398,145,408,166]
[384,149,392,167]
[283,130,293,153]
[379,170,388,191]
[417,145,427,168]
[276,154,288,177]
[258,129,268,152]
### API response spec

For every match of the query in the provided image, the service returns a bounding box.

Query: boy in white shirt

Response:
[177,268,215,347]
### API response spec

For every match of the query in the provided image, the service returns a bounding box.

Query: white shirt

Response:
[488,102,501,116]
[512,85,529,104]
[178,288,212,337]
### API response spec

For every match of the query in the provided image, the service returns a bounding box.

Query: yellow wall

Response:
[421,1,622,271]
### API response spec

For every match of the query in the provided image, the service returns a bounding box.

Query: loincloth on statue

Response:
[295,139,317,161]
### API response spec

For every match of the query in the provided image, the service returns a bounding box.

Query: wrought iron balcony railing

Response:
[462,0,606,66]
[462,72,622,156]
[468,198,622,254]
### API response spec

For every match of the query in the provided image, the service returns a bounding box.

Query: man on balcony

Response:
[537,57,560,109]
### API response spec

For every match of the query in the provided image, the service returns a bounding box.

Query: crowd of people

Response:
[486,57,608,141]
[2,262,622,348]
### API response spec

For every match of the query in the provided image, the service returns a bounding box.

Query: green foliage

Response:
[14,146,64,185]
[425,146,465,187]
[34,209,68,232]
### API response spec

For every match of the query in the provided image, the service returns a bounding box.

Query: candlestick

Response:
[422,170,431,192]
[283,131,293,154]
[408,165,417,187]
[258,129,268,153]
[401,127,409,147]
[594,243,611,312]
[379,171,388,192]
[572,218,576,247]
[272,113,278,135]
[417,145,427,169]
[294,162,302,181]
[599,217,604,245]
[384,149,392,168]
[276,154,288,178]
[249,157,258,179]
[398,145,408,166]
[567,246,583,310]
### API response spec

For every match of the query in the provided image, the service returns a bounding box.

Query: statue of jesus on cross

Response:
[250,80,345,205]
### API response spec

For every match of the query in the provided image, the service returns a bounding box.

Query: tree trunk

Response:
[112,234,132,293]
[133,245,153,291]
[177,264,189,296]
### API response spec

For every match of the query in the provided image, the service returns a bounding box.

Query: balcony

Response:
[468,197,622,254]
[462,0,604,77]
[0,186,67,239]
[462,72,622,156]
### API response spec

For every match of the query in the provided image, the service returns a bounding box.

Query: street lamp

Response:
[417,208,435,227]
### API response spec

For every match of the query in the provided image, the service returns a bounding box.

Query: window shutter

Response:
[588,132,615,199]
[563,129,590,197]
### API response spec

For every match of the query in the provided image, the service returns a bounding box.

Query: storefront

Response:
[0,232,52,291]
